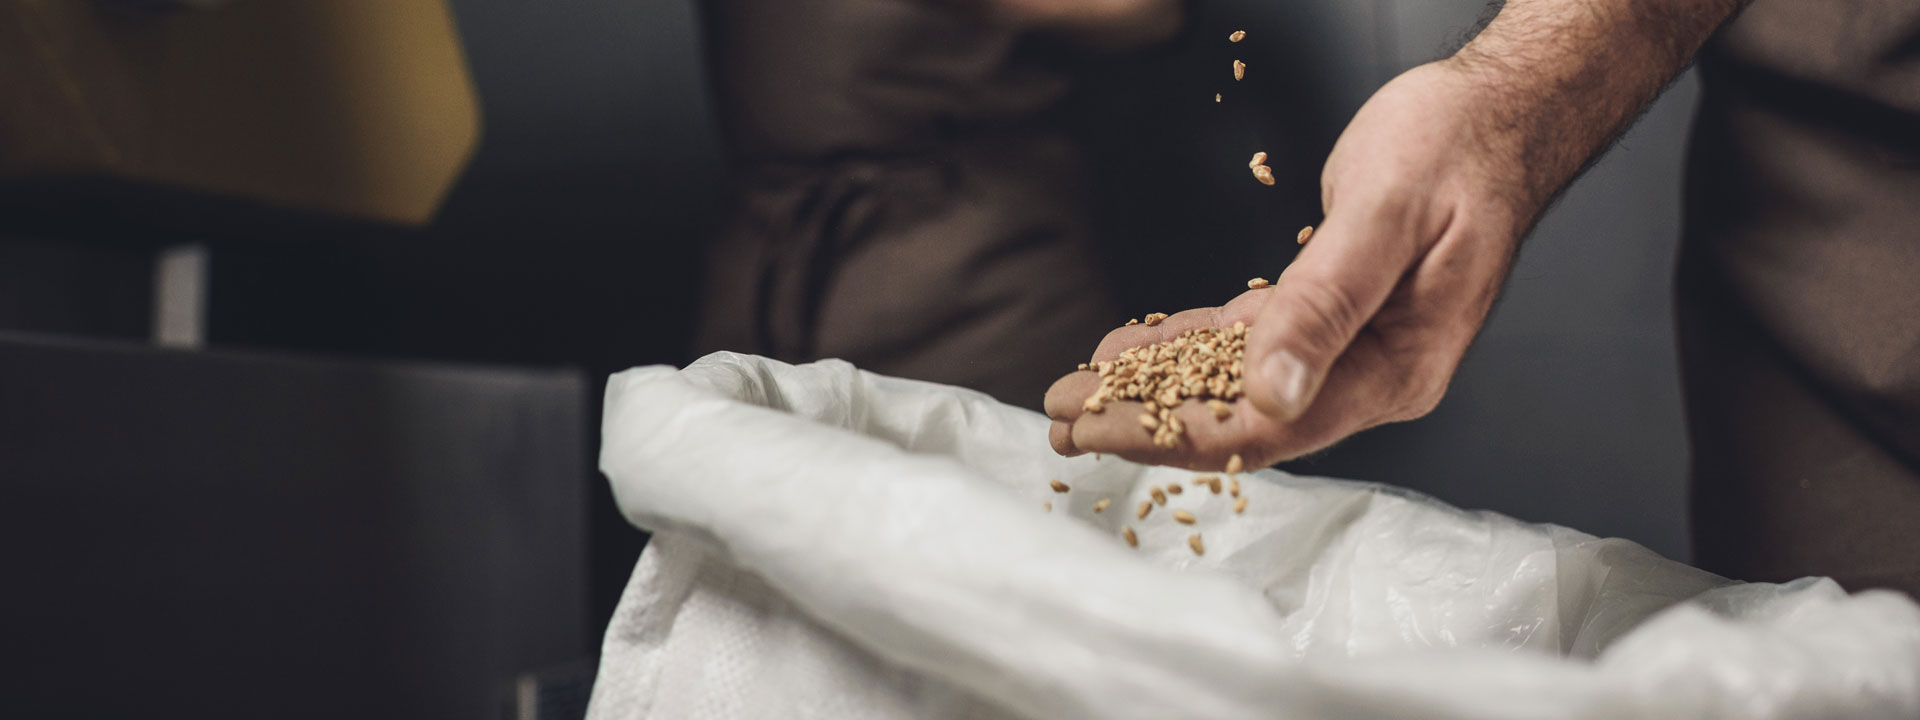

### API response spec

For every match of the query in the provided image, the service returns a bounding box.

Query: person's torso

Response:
[701,0,1075,164]
[1685,0,1920,463]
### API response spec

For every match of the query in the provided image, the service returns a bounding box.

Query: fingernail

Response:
[1263,351,1313,421]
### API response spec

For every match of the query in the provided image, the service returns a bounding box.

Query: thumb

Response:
[1245,212,1418,421]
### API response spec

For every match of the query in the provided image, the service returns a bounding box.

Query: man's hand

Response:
[1045,0,1742,470]
[1045,62,1526,470]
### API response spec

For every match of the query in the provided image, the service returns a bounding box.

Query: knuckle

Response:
[1287,279,1370,351]
[1392,367,1451,421]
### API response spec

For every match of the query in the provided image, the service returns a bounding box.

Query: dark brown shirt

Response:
[699,0,1073,163]
[1680,0,1920,594]
[693,0,1122,407]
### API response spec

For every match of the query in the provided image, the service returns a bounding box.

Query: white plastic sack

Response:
[589,352,1920,720]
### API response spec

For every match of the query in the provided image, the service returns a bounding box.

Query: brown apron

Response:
[1680,0,1920,595]
[691,0,1120,409]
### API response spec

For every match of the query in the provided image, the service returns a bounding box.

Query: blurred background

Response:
[1,0,1696,717]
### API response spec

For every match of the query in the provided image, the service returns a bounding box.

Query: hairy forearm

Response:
[1448,0,1743,215]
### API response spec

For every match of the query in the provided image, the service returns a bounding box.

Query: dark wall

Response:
[0,234,152,339]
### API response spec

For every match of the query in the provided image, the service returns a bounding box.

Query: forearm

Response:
[1448,0,1743,216]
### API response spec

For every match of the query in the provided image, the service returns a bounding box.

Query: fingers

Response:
[1043,370,1101,419]
[1066,398,1268,471]
[1242,206,1425,423]
[1049,419,1085,456]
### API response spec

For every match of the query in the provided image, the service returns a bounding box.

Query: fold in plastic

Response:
[590,352,1920,720]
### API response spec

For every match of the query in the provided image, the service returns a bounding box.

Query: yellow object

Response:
[0,0,481,226]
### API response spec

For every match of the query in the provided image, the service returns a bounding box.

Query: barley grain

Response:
[1123,527,1139,547]
[1050,480,1071,493]
[1207,399,1233,419]
[1247,277,1269,290]
[1093,498,1111,513]
[1229,30,1246,42]
[1137,500,1153,519]
[1226,454,1244,475]
[1173,509,1197,524]
[1297,225,1314,244]
[1233,59,1245,81]
[1188,534,1205,555]
[1234,497,1249,514]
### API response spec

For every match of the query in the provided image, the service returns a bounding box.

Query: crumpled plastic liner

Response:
[588,352,1920,720]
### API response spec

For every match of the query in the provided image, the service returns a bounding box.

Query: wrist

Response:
[1409,59,1555,229]
[1439,1,1742,219]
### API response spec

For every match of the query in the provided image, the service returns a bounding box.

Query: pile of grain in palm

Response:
[1077,321,1248,448]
